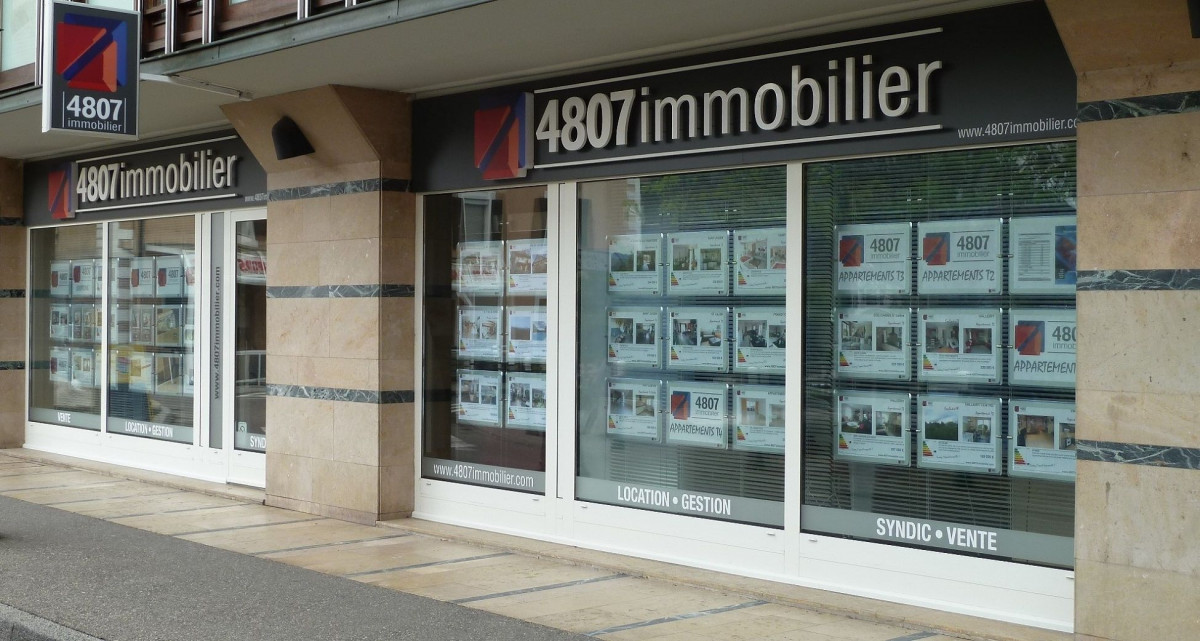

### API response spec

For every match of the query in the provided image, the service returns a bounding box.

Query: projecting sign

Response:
[42,1,140,138]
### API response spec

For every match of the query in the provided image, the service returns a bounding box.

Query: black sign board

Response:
[41,0,140,139]
[24,132,269,226]
[413,2,1076,192]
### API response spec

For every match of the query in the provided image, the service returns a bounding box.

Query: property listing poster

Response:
[71,349,96,388]
[507,238,548,294]
[506,372,547,431]
[1009,215,1077,294]
[1010,308,1076,388]
[1009,400,1076,481]
[127,351,155,393]
[454,241,504,294]
[50,305,71,341]
[917,395,1002,474]
[732,385,784,454]
[456,306,503,361]
[129,257,156,297]
[733,307,785,372]
[667,307,728,372]
[834,390,911,466]
[50,261,72,297]
[667,230,729,295]
[733,227,786,295]
[156,257,184,298]
[49,347,71,383]
[506,306,547,363]
[667,381,729,449]
[608,307,662,368]
[918,308,1001,384]
[71,260,98,298]
[608,234,662,294]
[607,378,661,441]
[455,369,503,426]
[917,218,1003,295]
[835,222,912,295]
[836,307,910,381]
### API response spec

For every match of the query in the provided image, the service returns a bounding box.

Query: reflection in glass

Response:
[422,187,549,493]
[234,220,267,452]
[107,217,197,444]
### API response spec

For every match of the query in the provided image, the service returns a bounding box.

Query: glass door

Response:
[223,209,267,486]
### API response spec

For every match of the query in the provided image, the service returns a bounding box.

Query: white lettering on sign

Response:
[681,493,732,516]
[57,412,72,424]
[536,55,942,155]
[76,150,240,205]
[617,484,672,507]
[876,517,999,552]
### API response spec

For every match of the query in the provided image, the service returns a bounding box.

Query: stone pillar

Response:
[1047,2,1200,639]
[0,158,24,448]
[223,86,416,523]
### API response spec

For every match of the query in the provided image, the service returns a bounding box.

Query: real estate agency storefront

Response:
[21,132,271,487]
[409,2,1080,630]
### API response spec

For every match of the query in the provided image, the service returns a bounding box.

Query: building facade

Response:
[0,1,1196,639]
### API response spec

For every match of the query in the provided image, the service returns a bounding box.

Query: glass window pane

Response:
[1,0,37,71]
[234,219,267,452]
[576,167,787,528]
[29,225,105,429]
[107,217,197,444]
[422,186,549,493]
[801,142,1077,568]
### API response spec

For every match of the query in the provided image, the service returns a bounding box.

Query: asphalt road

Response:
[0,496,590,641]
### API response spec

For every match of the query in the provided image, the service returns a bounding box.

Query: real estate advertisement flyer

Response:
[1009,215,1077,294]
[733,227,786,295]
[836,307,910,380]
[667,230,729,295]
[607,378,661,441]
[917,395,1002,474]
[454,240,504,294]
[608,307,662,368]
[1009,400,1076,481]
[834,390,911,466]
[1009,308,1076,388]
[732,385,784,454]
[456,306,503,361]
[918,307,1001,384]
[666,381,728,449]
[507,238,548,294]
[667,307,728,372]
[456,369,503,427]
[506,306,547,363]
[916,218,1003,295]
[506,372,547,431]
[608,233,663,295]
[835,222,912,295]
[733,307,785,373]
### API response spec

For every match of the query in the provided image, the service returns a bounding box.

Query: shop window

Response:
[576,167,787,527]
[801,143,1077,567]
[107,217,197,444]
[422,186,549,493]
[29,225,105,430]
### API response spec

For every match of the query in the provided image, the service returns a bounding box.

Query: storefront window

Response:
[107,217,197,444]
[577,167,787,527]
[29,225,105,429]
[422,186,549,493]
[802,142,1077,566]
[234,219,267,452]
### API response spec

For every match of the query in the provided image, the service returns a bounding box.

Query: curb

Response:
[0,604,105,641]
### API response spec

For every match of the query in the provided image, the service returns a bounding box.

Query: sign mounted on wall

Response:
[42,0,140,139]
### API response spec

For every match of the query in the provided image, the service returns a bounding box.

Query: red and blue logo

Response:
[474,93,533,180]
[48,165,75,220]
[56,12,129,93]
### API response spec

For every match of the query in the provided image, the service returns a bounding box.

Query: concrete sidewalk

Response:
[0,450,1070,641]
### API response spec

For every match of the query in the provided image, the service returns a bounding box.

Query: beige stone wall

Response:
[223,86,415,524]
[0,158,24,448]
[1048,2,1200,639]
